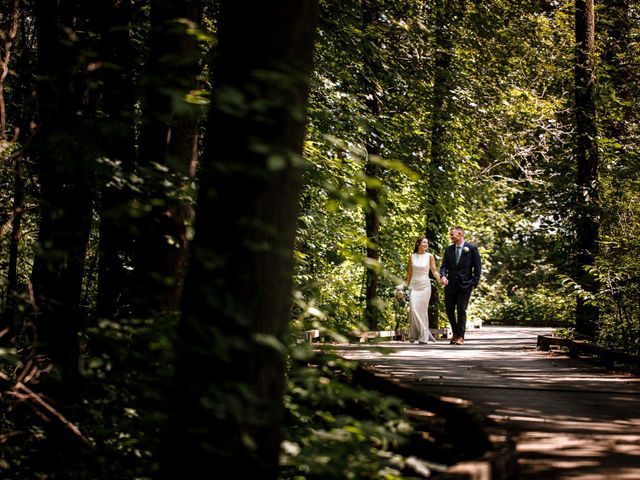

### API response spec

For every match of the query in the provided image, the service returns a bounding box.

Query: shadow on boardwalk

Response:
[333,326,640,479]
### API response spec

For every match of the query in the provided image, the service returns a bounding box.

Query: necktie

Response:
[455,245,461,264]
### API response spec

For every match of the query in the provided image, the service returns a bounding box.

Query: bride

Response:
[405,236,441,344]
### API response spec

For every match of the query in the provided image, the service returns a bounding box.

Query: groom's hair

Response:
[451,226,464,235]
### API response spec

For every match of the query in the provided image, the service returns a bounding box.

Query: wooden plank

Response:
[430,328,452,339]
[350,330,405,343]
[538,335,640,368]
[537,335,565,351]
[353,364,493,457]
[349,329,451,342]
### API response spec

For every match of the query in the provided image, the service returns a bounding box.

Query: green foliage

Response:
[588,0,640,352]
[280,348,420,479]
[477,286,574,326]
[0,314,175,479]
[3,0,640,477]
[586,179,640,354]
[298,0,444,333]
[298,0,586,336]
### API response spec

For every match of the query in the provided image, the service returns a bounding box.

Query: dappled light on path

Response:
[517,431,640,479]
[332,326,640,479]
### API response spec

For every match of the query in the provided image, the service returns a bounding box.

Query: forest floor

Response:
[332,326,640,479]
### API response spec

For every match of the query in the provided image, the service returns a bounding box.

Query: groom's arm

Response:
[439,249,448,278]
[439,249,449,285]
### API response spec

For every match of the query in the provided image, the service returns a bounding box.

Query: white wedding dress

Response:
[409,253,436,344]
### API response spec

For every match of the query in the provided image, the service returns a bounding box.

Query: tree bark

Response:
[161,2,318,478]
[29,0,97,388]
[0,0,19,140]
[362,0,382,331]
[574,0,599,337]
[94,0,137,320]
[2,0,28,332]
[3,151,24,332]
[425,0,464,327]
[126,0,203,318]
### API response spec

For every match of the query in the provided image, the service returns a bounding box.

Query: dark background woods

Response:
[1,0,639,478]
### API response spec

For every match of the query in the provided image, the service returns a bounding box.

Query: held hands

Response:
[440,277,449,286]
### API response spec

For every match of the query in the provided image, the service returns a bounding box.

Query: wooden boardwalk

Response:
[332,326,640,479]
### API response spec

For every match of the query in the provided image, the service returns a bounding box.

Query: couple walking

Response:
[405,227,481,345]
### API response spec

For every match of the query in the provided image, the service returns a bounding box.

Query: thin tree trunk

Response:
[425,0,464,327]
[94,0,137,320]
[362,0,382,331]
[127,0,202,318]
[574,0,599,337]
[0,0,19,140]
[3,2,33,334]
[162,2,318,478]
[3,151,24,332]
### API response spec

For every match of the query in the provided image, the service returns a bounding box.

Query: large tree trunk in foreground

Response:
[574,0,599,337]
[162,2,318,478]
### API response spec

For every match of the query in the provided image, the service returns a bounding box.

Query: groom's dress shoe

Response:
[450,335,458,345]
[455,337,465,345]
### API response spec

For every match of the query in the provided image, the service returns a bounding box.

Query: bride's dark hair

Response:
[413,236,429,253]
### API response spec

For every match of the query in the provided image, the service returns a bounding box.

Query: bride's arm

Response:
[430,255,442,283]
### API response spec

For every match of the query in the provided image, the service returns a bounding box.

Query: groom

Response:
[439,226,481,345]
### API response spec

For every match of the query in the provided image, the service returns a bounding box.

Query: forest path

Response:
[333,326,640,479]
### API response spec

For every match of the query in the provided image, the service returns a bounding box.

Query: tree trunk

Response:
[29,0,97,388]
[161,2,318,478]
[0,0,19,140]
[426,0,464,327]
[362,0,382,331]
[126,0,203,318]
[3,152,24,332]
[574,0,599,337]
[94,0,137,320]
[2,0,28,333]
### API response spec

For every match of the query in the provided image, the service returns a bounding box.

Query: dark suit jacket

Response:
[440,241,481,290]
